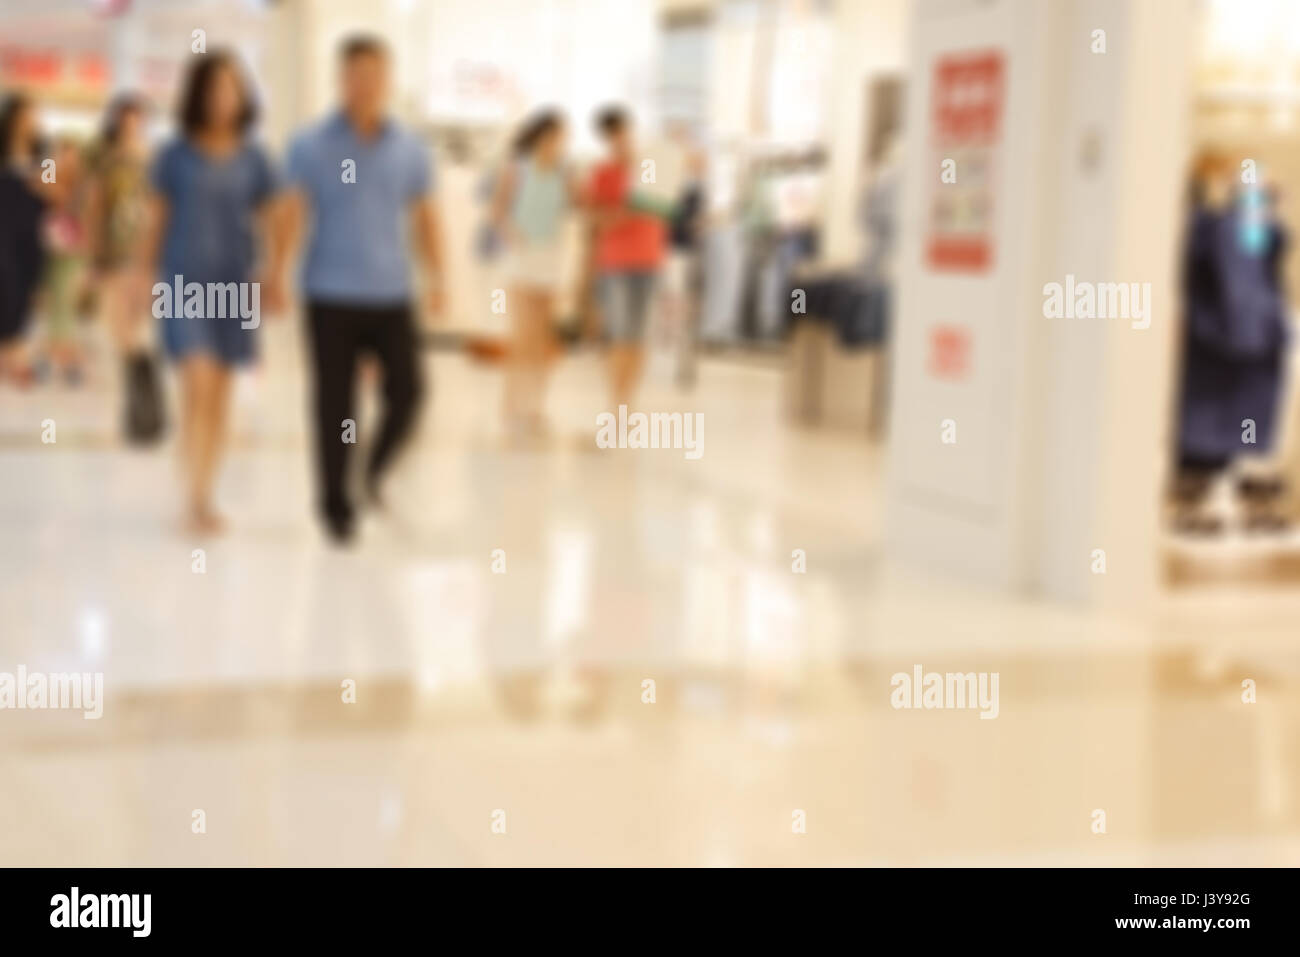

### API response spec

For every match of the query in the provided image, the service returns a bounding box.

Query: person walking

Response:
[135,50,286,534]
[491,109,576,440]
[0,93,58,386]
[282,34,444,543]
[87,93,163,440]
[585,106,666,408]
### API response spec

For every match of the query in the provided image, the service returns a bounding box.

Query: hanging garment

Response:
[785,274,889,349]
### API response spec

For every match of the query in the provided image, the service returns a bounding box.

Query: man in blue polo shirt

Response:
[280,34,444,543]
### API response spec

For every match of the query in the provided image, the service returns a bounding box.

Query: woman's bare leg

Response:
[522,288,554,428]
[102,270,144,355]
[178,354,232,533]
[506,287,555,431]
[504,284,531,428]
[608,343,644,409]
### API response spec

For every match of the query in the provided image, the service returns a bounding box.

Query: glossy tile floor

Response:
[1,323,1298,865]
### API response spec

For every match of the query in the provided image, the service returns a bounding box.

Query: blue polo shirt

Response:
[286,112,432,305]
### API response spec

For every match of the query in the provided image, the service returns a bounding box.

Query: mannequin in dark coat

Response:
[1176,197,1289,473]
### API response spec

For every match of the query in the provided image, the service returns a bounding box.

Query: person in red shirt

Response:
[586,106,665,406]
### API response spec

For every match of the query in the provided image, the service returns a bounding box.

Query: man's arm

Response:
[410,195,445,321]
[262,188,304,315]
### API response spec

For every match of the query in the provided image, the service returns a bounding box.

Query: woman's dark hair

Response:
[102,93,146,148]
[513,109,563,157]
[177,49,258,136]
[0,91,34,161]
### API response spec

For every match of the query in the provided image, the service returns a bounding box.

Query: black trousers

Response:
[306,300,424,525]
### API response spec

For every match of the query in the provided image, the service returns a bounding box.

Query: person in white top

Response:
[491,110,581,440]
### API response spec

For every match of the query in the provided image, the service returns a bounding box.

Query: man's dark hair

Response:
[177,50,258,136]
[594,105,629,138]
[339,33,389,64]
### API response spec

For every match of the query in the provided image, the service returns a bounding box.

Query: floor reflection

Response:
[0,325,1297,865]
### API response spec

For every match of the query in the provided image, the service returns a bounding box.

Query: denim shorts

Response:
[161,309,257,366]
[599,271,657,343]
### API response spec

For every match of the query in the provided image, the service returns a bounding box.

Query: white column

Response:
[885,0,1193,608]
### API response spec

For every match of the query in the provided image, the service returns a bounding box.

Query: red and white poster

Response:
[927,324,970,380]
[926,50,1005,272]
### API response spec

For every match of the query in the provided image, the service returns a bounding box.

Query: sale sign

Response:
[926,50,1005,272]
